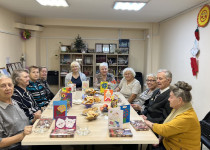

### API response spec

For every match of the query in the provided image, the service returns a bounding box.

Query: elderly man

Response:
[141,69,172,123]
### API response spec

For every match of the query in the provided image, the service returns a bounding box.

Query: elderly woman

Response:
[0,75,32,149]
[144,81,201,150]
[39,67,54,100]
[65,61,87,88]
[94,62,115,88]
[11,69,41,124]
[116,68,141,104]
[131,74,158,113]
[27,66,49,108]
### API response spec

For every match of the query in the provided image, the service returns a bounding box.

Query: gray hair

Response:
[39,66,48,72]
[123,68,136,77]
[0,74,10,80]
[99,62,108,70]
[70,61,81,69]
[170,81,192,103]
[158,69,172,82]
[146,73,157,80]
[11,69,29,85]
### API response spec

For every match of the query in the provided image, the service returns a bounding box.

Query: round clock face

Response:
[197,5,210,27]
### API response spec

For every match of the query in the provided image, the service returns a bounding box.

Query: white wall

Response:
[159,7,210,119]
[0,6,25,68]
[38,26,146,72]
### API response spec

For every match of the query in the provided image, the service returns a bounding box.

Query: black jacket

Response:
[142,88,172,123]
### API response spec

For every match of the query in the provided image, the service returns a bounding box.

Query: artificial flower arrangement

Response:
[21,30,31,40]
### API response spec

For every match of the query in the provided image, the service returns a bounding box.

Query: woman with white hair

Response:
[116,68,141,104]
[11,69,41,124]
[94,62,115,88]
[65,61,87,88]
[131,73,158,113]
[0,75,32,149]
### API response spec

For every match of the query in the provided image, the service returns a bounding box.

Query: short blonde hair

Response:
[123,68,136,77]
[70,61,80,69]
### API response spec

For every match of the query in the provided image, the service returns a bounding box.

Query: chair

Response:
[135,72,143,92]
[200,111,210,149]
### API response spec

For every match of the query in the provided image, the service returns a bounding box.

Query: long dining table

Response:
[22,90,158,146]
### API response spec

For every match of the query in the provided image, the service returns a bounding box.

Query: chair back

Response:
[200,111,210,149]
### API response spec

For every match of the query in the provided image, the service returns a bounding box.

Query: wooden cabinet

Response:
[59,53,94,88]
[59,53,128,88]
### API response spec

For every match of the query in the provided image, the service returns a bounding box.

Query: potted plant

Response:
[74,35,86,53]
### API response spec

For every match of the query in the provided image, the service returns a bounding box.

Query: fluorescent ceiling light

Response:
[113,1,146,11]
[36,0,69,7]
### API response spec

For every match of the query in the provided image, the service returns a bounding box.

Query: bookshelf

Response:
[59,53,129,88]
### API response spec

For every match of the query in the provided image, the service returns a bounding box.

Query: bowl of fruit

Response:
[100,104,109,115]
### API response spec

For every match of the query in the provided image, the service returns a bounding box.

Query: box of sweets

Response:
[50,129,74,138]
[109,128,133,137]
[130,120,149,131]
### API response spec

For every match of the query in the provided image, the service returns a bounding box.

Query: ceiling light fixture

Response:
[35,0,69,7]
[113,1,146,11]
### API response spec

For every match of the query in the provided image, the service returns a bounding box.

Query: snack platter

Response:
[130,120,149,131]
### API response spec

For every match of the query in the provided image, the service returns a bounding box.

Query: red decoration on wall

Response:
[190,57,199,76]
[194,28,200,41]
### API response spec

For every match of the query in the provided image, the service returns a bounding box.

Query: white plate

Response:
[73,99,83,105]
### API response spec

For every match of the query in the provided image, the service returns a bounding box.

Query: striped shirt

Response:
[38,79,55,100]
[12,85,40,121]
[26,80,50,108]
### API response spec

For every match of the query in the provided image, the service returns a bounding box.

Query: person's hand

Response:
[34,111,41,120]
[115,87,120,92]
[140,115,147,120]
[23,126,32,136]
[35,110,41,115]
[144,120,153,129]
[131,104,141,111]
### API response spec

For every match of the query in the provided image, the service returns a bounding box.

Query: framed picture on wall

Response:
[103,44,109,53]
[109,44,117,54]
[119,39,130,48]
[95,43,103,53]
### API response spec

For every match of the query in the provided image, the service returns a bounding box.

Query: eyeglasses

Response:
[146,80,156,82]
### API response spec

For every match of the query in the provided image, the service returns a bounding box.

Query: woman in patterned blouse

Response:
[131,74,158,114]
[94,62,115,89]
[11,69,41,124]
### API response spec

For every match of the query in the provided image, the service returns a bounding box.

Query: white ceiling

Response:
[0,0,209,22]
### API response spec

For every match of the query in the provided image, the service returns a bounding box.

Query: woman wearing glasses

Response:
[131,74,158,114]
